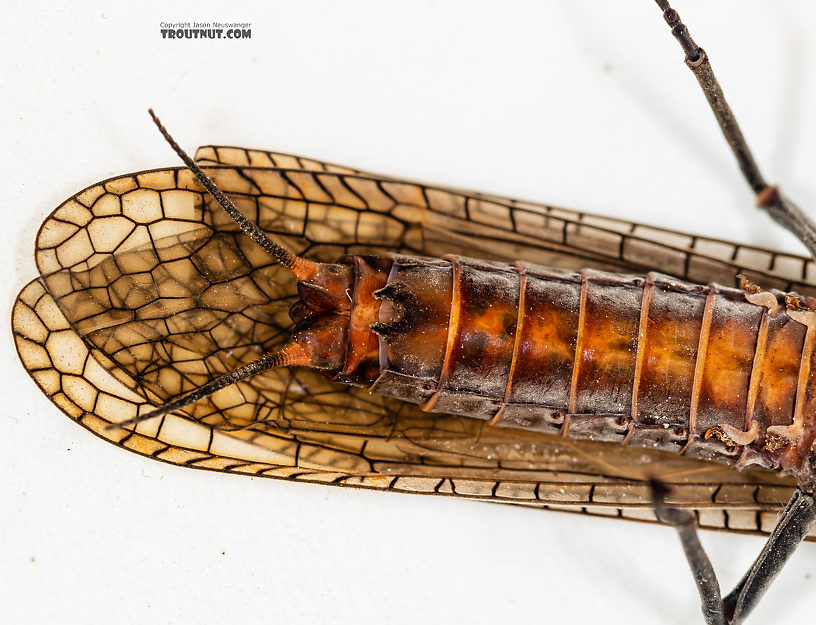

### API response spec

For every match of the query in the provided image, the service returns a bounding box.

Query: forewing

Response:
[195,145,816,294]
[13,151,815,539]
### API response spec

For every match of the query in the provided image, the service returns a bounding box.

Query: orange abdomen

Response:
[370,254,816,488]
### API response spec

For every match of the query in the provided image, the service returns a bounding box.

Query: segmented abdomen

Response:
[372,254,816,486]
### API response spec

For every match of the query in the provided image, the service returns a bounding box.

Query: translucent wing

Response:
[13,150,816,539]
[195,145,816,294]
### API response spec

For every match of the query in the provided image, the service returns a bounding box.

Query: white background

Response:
[3,1,816,624]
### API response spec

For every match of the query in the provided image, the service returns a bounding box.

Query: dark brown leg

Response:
[653,0,816,259]
[652,482,816,625]
[650,480,726,625]
[649,3,816,621]
[722,489,816,624]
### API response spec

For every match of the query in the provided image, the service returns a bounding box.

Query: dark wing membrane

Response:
[12,153,816,540]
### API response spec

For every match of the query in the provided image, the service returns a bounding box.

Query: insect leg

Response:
[652,1,816,260]
[652,481,816,625]
[722,488,816,624]
[650,480,727,625]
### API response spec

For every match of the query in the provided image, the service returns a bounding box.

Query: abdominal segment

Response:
[370,254,816,487]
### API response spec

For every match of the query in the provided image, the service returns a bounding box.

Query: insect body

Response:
[371,257,816,487]
[12,3,816,623]
[15,147,810,524]
[204,232,816,489]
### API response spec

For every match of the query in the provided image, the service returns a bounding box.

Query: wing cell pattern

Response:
[14,147,816,539]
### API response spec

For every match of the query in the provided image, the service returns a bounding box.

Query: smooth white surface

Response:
[2,2,816,624]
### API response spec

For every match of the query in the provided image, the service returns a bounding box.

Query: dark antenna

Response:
[111,344,306,430]
[107,112,323,431]
[148,109,318,281]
